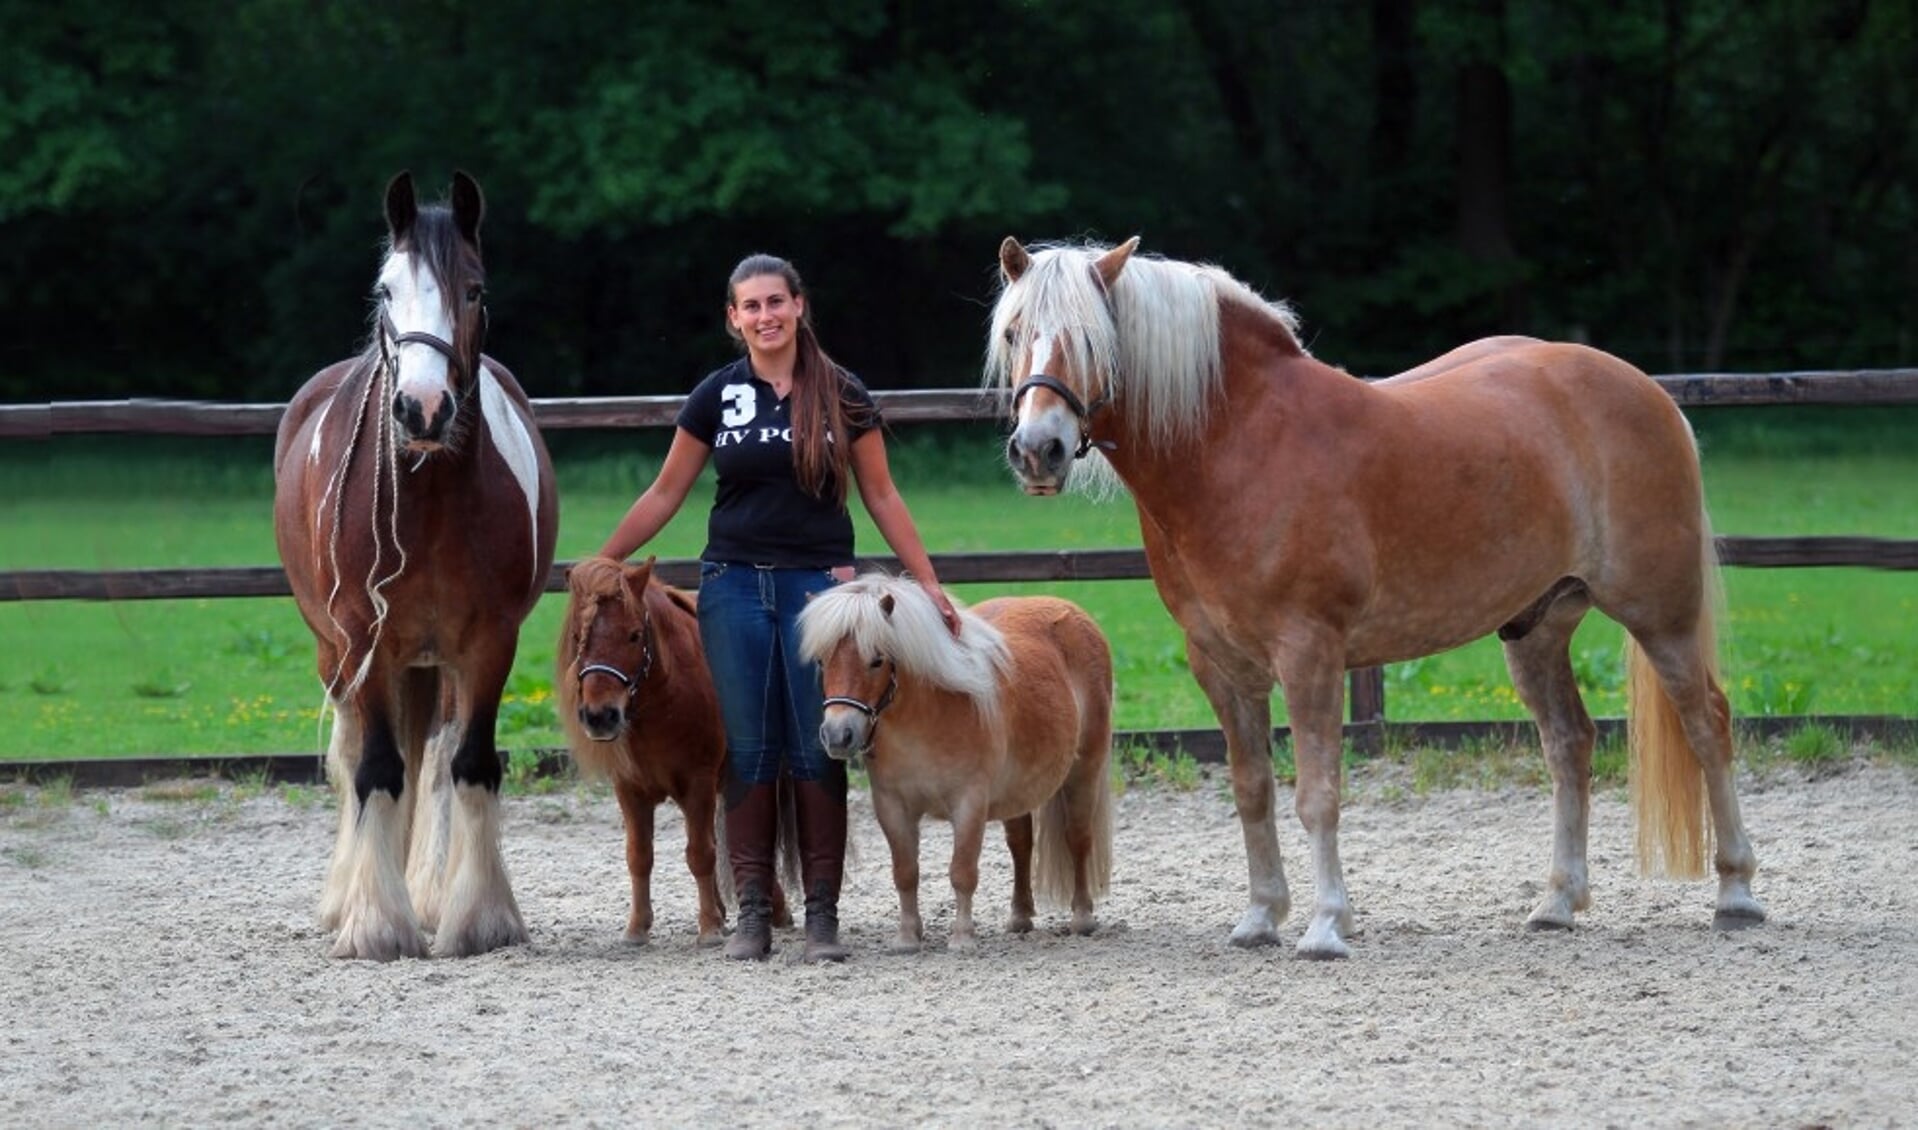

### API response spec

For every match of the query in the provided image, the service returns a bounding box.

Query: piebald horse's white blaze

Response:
[380,251,457,443]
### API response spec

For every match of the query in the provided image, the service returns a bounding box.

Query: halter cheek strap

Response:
[1011,374,1117,460]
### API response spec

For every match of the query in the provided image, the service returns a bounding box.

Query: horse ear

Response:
[624,554,657,600]
[1093,236,1140,291]
[999,236,1031,283]
[384,171,418,243]
[879,593,896,619]
[450,169,485,246]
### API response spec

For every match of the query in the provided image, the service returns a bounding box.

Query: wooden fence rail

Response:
[4,368,1918,439]
[6,371,1915,748]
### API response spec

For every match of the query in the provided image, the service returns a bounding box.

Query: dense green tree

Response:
[0,0,1910,402]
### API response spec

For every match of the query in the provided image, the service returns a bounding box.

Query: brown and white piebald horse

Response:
[273,171,558,960]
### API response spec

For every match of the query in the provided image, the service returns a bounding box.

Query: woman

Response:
[599,253,960,963]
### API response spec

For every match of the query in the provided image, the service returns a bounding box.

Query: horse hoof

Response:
[1713,905,1767,931]
[886,938,923,956]
[329,920,427,962]
[1228,901,1287,948]
[623,929,651,946]
[1069,914,1098,937]
[433,910,529,958]
[695,931,726,949]
[1525,897,1578,932]
[1295,918,1350,960]
[948,932,978,954]
[1005,914,1034,935]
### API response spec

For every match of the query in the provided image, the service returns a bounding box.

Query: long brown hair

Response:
[726,254,857,506]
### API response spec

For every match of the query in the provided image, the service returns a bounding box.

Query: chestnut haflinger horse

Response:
[797,574,1115,953]
[556,556,794,946]
[273,171,558,960]
[989,236,1765,959]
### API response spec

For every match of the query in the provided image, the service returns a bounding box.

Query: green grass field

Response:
[3,411,1915,760]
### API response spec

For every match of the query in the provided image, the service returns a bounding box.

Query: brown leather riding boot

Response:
[795,772,851,963]
[723,777,779,961]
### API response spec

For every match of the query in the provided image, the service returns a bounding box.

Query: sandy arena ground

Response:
[3,761,1915,1128]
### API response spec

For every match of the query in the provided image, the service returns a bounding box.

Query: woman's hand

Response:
[922,580,961,637]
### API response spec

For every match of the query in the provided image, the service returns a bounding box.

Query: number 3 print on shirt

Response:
[720,383,757,429]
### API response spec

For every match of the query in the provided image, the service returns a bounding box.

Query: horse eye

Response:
[1002,327,1016,346]
[629,630,641,642]
[466,284,483,303]
[375,285,391,302]
[868,655,885,669]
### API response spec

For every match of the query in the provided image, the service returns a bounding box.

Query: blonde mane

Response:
[798,575,1012,728]
[985,241,1303,455]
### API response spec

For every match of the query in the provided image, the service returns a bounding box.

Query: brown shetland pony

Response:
[555,556,793,945]
[798,574,1115,953]
[989,237,1765,959]
[273,172,558,960]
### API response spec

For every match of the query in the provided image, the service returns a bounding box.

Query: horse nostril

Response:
[1042,436,1066,467]
[580,704,622,736]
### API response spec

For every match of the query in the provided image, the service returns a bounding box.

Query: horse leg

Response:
[679,785,726,948]
[317,694,360,931]
[433,646,528,958]
[1275,638,1353,959]
[1501,596,1598,929]
[946,796,990,953]
[871,787,925,954]
[1003,814,1036,935]
[1188,645,1289,947]
[403,671,452,932]
[614,783,655,944]
[1628,629,1765,924]
[330,681,427,960]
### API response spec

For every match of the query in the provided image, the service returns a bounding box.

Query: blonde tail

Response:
[1625,522,1724,879]
[1033,754,1114,908]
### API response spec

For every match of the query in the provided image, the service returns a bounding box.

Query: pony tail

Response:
[791,322,853,508]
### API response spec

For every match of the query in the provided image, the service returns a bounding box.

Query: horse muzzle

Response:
[577,703,627,742]
[818,714,870,761]
[393,390,454,451]
[1007,431,1071,495]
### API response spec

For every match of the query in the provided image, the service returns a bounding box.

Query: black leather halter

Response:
[1011,374,1115,459]
[821,660,899,756]
[574,610,655,700]
[378,307,480,393]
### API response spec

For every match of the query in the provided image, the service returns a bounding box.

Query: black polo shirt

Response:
[676,358,882,568]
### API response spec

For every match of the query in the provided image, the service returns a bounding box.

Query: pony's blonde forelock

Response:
[986,241,1304,451]
[798,575,1011,727]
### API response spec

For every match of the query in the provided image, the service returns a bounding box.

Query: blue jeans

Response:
[697,561,840,785]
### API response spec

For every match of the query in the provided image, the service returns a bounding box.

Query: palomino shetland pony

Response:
[989,237,1765,959]
[798,575,1115,952]
[273,172,558,960]
[556,556,793,945]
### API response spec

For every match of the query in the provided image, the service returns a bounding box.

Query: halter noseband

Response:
[574,609,655,700]
[379,308,481,392]
[1011,374,1115,460]
[821,660,899,757]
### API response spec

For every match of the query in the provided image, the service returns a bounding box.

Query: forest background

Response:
[4,0,1914,403]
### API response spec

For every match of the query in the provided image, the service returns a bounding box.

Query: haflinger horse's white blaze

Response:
[989,236,1763,959]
